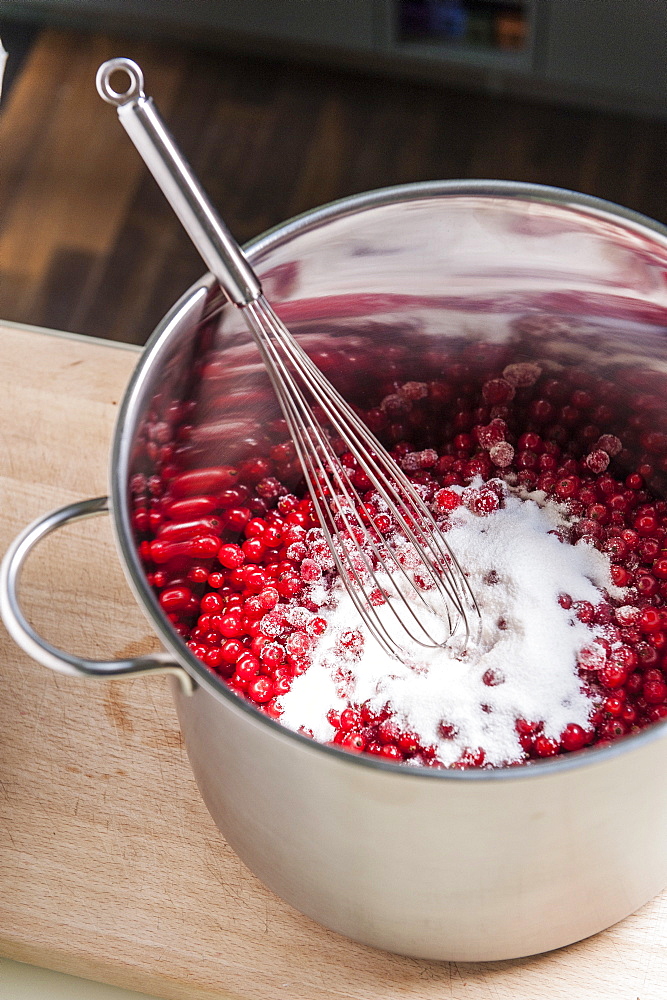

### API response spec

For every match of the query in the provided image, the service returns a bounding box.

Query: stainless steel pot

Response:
[4,181,667,962]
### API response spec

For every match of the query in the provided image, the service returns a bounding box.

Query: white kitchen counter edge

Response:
[0,958,164,999]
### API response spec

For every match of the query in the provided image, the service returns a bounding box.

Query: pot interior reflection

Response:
[122,187,667,769]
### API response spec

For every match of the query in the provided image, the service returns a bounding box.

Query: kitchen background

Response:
[1,4,667,999]
[0,0,666,346]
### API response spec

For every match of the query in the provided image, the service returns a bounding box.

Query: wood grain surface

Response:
[1,322,667,1000]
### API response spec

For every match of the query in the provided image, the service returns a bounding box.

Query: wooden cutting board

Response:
[1,321,666,1000]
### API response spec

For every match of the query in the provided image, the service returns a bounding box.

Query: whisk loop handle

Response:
[96,58,261,307]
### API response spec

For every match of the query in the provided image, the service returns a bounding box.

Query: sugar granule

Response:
[278,490,620,766]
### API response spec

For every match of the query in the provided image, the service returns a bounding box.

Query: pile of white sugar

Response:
[278,486,623,766]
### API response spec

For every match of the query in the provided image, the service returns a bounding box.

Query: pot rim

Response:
[111,179,667,783]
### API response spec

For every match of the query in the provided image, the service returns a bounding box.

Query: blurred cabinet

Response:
[2,0,377,50]
[384,1,535,73]
[3,0,667,116]
[382,1,666,115]
[543,0,667,107]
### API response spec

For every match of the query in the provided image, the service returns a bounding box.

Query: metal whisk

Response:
[96,58,480,658]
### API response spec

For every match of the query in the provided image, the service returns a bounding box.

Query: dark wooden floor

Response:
[1,25,667,345]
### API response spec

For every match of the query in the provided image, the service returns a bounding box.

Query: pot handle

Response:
[0,496,194,694]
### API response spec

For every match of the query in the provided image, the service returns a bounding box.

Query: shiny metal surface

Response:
[0,497,193,693]
[96,58,261,306]
[241,295,480,656]
[98,59,478,656]
[173,673,667,960]
[112,181,667,959]
[8,181,667,959]
[0,37,7,102]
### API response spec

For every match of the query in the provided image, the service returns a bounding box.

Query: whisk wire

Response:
[247,298,479,608]
[243,297,480,655]
[243,305,443,654]
[282,336,475,613]
[259,389,413,653]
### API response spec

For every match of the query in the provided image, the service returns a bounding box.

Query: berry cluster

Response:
[131,337,667,767]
